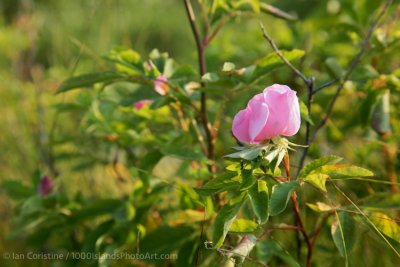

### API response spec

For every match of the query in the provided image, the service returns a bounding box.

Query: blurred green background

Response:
[1,0,399,266]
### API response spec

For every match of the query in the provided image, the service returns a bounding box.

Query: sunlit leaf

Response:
[299,155,343,178]
[304,173,330,192]
[229,219,258,233]
[370,212,400,243]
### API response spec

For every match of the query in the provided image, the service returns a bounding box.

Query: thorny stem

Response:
[183,0,215,172]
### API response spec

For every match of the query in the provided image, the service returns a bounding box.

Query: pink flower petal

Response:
[232,109,251,143]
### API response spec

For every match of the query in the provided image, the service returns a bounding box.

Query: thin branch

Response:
[259,21,311,86]
[312,78,339,95]
[298,0,393,171]
[183,0,215,167]
[311,0,393,140]
[310,213,331,248]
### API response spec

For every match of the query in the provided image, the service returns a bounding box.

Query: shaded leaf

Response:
[198,172,241,195]
[161,147,207,161]
[248,180,269,224]
[256,239,300,267]
[140,226,196,255]
[213,195,245,248]
[225,147,263,160]
[58,72,125,93]
[300,100,314,125]
[240,169,257,191]
[270,181,299,216]
[1,180,34,200]
[331,212,356,257]
[252,49,305,81]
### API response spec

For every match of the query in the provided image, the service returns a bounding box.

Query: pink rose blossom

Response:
[232,84,300,144]
[133,99,152,110]
[38,175,53,196]
[154,75,169,95]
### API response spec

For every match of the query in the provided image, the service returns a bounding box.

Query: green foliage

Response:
[331,212,357,258]
[248,179,269,224]
[270,181,299,216]
[213,194,246,248]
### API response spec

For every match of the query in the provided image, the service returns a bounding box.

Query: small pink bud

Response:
[38,175,53,196]
[232,84,301,144]
[154,75,169,95]
[133,99,152,110]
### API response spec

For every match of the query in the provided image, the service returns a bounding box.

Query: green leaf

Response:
[303,173,330,192]
[57,72,125,93]
[161,147,207,161]
[201,72,220,82]
[252,49,305,80]
[325,57,345,79]
[232,0,260,13]
[299,155,343,178]
[222,62,236,72]
[300,100,314,125]
[1,180,34,200]
[176,239,198,267]
[240,169,257,190]
[140,226,196,255]
[248,180,269,224]
[225,147,263,160]
[306,202,334,212]
[197,172,241,195]
[325,165,374,178]
[213,195,245,248]
[82,220,114,254]
[270,181,299,216]
[360,193,400,210]
[70,199,122,223]
[331,212,356,258]
[256,239,300,267]
[370,212,400,243]
[229,219,258,233]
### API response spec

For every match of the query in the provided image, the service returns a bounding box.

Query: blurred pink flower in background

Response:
[232,84,300,144]
[133,99,153,110]
[38,175,53,196]
[154,75,169,95]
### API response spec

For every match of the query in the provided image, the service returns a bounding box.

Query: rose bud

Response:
[133,99,152,110]
[38,175,53,196]
[154,75,169,96]
[232,84,300,144]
